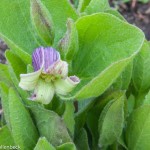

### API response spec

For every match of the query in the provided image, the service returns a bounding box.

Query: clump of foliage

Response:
[0,0,150,150]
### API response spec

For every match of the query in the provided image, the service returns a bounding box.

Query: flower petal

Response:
[30,79,55,104]
[54,75,80,95]
[32,47,44,71]
[47,60,68,78]
[32,47,60,72]
[19,69,41,91]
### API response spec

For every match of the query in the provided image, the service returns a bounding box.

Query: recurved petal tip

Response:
[69,76,80,84]
[54,75,80,96]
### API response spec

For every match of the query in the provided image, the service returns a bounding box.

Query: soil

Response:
[0,40,7,64]
[0,40,7,118]
[111,1,150,40]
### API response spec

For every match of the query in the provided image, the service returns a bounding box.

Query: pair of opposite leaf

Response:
[19,47,80,104]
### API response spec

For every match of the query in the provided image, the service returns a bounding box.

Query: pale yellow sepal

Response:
[19,69,42,91]
[31,79,55,104]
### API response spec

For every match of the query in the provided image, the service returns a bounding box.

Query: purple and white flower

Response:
[19,47,80,104]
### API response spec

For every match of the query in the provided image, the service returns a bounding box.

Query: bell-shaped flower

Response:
[19,47,80,104]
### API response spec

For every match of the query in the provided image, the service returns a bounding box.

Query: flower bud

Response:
[31,0,55,45]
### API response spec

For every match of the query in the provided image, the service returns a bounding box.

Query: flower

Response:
[19,47,80,104]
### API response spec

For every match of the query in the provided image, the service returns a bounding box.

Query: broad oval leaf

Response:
[30,105,72,146]
[126,105,150,150]
[98,93,125,147]
[9,88,39,150]
[0,0,41,54]
[60,13,144,101]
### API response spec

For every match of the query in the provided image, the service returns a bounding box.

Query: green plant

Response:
[0,0,149,150]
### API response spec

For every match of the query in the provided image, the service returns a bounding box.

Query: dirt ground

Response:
[116,2,150,40]
[0,40,7,64]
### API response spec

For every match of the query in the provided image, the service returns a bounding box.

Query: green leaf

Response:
[104,9,126,21]
[77,98,95,114]
[74,99,95,132]
[0,63,13,86]
[61,13,144,100]
[40,0,78,44]
[74,128,90,150]
[63,102,75,136]
[0,83,11,128]
[31,0,54,45]
[86,108,99,149]
[126,105,150,150]
[34,137,55,150]
[118,134,128,150]
[56,142,76,150]
[46,96,65,116]
[9,88,39,150]
[5,51,29,102]
[134,92,148,108]
[143,90,150,105]
[75,111,87,131]
[86,91,125,148]
[58,19,78,64]
[6,50,27,79]
[98,93,125,147]
[132,41,150,93]
[0,0,41,54]
[85,0,110,14]
[127,94,135,115]
[77,0,91,12]
[112,62,133,90]
[30,105,72,146]
[0,126,15,146]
